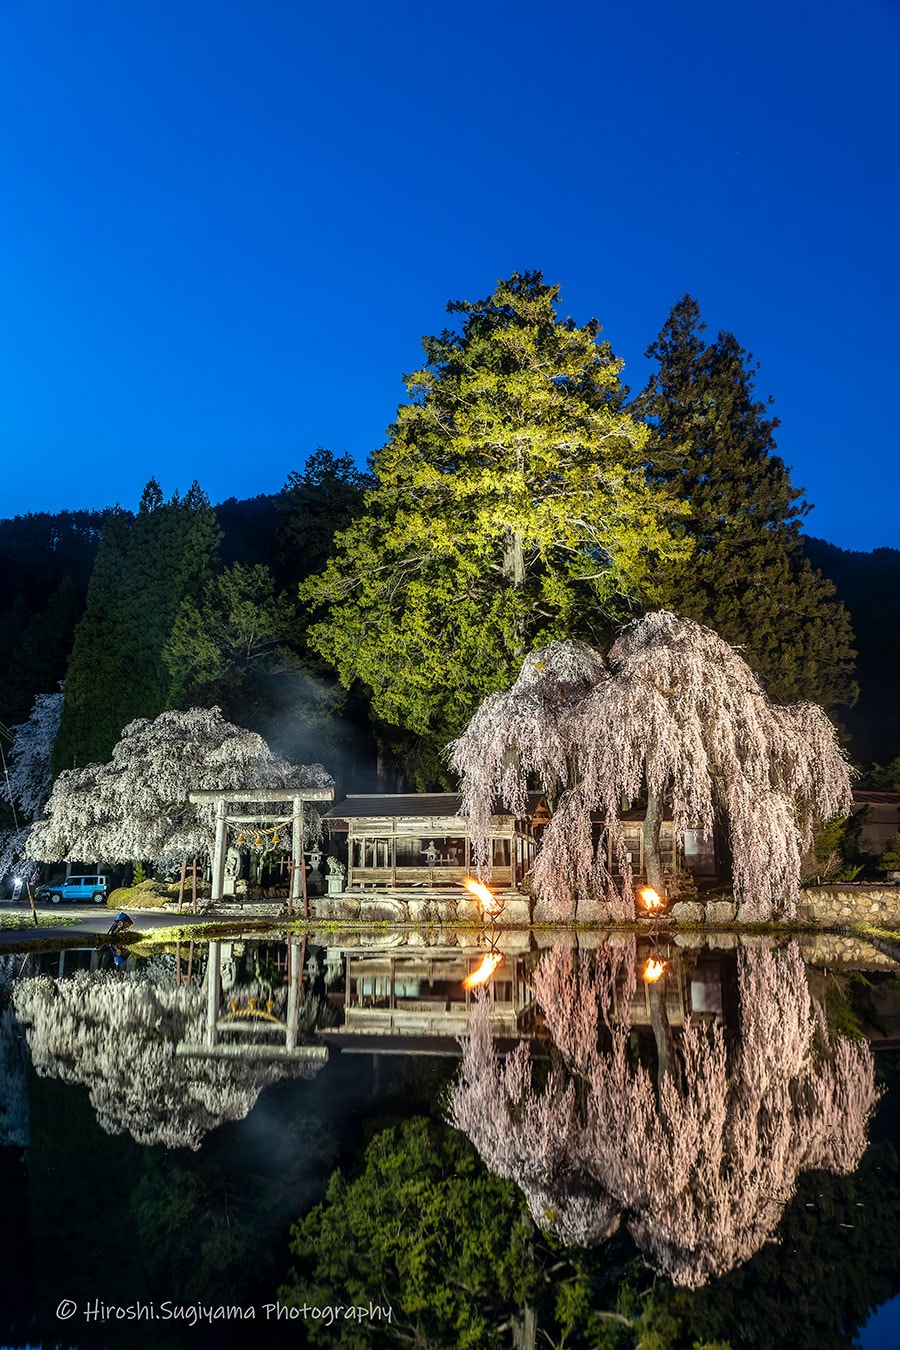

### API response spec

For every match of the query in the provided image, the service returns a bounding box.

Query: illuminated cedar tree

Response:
[449,611,851,920]
[27,706,332,868]
[301,274,686,778]
[636,296,857,711]
[448,943,879,1288]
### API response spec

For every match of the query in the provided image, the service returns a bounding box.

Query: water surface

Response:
[1,931,898,1348]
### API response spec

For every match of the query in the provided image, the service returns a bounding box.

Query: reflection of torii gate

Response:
[189,787,334,913]
[175,938,328,1063]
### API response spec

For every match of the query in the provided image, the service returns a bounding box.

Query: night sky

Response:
[1,0,897,551]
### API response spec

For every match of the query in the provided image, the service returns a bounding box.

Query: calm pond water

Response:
[0,931,898,1349]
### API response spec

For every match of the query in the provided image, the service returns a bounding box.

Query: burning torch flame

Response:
[463,953,503,989]
[462,877,503,915]
[643,957,667,983]
[639,887,663,911]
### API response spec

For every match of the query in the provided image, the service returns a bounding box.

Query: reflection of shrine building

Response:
[322,794,548,891]
[176,939,328,1065]
[617,946,740,1031]
[326,951,539,1042]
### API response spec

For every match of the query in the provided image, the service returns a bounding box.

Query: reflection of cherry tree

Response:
[12,969,323,1150]
[449,942,879,1287]
[449,612,851,919]
[0,955,29,1147]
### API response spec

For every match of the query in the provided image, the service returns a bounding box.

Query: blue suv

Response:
[39,875,110,905]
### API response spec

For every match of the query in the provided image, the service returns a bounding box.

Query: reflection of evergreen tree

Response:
[130,1101,341,1307]
[23,1072,147,1345]
[282,1117,542,1349]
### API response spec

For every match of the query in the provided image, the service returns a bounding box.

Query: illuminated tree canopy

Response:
[301,273,686,779]
[450,611,852,919]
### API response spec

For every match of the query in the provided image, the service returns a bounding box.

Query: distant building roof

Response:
[323,792,547,822]
[853,791,900,807]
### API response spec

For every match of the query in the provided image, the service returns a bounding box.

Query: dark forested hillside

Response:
[0,510,113,728]
[804,538,900,768]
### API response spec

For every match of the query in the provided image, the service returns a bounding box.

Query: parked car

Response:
[37,875,110,905]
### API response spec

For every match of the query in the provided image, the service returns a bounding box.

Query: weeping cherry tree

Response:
[27,706,332,869]
[0,689,63,881]
[450,611,852,919]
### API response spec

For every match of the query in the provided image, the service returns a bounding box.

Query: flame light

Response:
[639,887,663,911]
[463,877,503,915]
[463,953,503,989]
[643,957,667,983]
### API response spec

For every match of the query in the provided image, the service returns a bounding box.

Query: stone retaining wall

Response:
[795,886,900,926]
[796,932,896,968]
[313,885,900,929]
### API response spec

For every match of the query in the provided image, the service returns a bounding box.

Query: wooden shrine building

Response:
[322,792,549,890]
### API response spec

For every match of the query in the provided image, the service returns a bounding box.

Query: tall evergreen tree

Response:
[635,297,857,710]
[301,273,685,784]
[277,447,373,585]
[53,482,221,770]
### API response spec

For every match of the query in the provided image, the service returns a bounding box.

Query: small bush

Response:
[108,879,176,910]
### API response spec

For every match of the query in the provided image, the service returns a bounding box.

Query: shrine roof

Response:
[323,792,547,821]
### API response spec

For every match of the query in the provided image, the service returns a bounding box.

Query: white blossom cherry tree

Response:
[0,689,63,880]
[449,611,852,920]
[26,706,331,869]
[449,941,879,1287]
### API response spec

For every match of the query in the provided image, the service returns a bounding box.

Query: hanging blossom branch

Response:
[449,611,852,920]
[448,941,879,1288]
[0,689,64,880]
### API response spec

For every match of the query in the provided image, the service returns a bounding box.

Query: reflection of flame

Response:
[463,954,503,989]
[639,887,663,911]
[643,957,667,983]
[463,877,503,915]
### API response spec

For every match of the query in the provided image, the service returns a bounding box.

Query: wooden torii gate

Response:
[188,787,334,914]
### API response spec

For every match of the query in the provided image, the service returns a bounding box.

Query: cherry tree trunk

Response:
[511,1304,537,1350]
[642,783,664,891]
[648,978,675,1086]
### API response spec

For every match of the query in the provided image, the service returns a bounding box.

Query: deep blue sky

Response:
[1,0,897,551]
